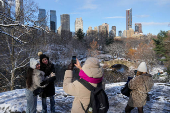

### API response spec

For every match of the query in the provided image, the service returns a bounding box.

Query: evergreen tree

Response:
[75,29,85,41]
[153,30,170,74]
[153,30,168,57]
[106,38,114,45]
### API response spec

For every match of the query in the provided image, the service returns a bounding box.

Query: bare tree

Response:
[134,40,157,72]
[105,39,126,58]
[0,0,50,91]
[8,0,39,25]
[87,40,99,57]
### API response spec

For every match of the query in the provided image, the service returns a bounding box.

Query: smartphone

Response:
[72,56,76,65]
[134,70,137,75]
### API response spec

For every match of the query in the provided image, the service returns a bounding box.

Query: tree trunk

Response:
[11,71,15,90]
[10,29,15,90]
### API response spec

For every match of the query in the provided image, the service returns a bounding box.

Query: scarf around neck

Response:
[79,69,103,84]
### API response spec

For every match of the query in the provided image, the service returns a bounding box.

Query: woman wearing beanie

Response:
[125,62,154,113]
[26,58,47,113]
[63,57,104,113]
[38,52,56,113]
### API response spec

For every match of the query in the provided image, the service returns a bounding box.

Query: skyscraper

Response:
[109,30,116,38]
[99,23,109,35]
[50,10,57,32]
[60,14,70,31]
[126,8,132,30]
[135,25,139,32]
[15,0,24,24]
[112,26,116,36]
[75,17,83,32]
[135,23,142,33]
[118,30,122,37]
[38,9,46,28]
[86,26,98,37]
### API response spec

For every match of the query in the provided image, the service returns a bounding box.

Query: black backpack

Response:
[78,79,109,113]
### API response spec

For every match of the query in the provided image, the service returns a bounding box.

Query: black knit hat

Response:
[38,52,49,64]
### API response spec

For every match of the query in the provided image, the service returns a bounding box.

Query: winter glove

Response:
[50,72,55,77]
[67,62,74,70]
[40,80,48,86]
[40,76,56,86]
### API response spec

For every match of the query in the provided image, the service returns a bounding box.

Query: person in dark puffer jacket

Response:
[38,52,56,113]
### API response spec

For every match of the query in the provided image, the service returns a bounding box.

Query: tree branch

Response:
[0,29,27,44]
[0,72,10,83]
[15,61,29,70]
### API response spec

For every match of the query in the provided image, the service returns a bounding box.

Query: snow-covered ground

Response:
[150,65,166,75]
[0,82,169,113]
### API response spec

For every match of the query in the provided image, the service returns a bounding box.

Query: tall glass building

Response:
[118,30,122,37]
[38,9,46,28]
[112,26,116,36]
[50,10,56,32]
[126,8,132,30]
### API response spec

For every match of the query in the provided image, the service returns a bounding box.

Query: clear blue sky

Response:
[34,0,170,35]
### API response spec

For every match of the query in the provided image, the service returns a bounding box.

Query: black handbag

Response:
[146,93,150,101]
[33,87,43,96]
[121,83,132,97]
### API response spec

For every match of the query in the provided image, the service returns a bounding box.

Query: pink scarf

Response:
[79,70,103,84]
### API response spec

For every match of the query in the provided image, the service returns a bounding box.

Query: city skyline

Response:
[35,0,169,35]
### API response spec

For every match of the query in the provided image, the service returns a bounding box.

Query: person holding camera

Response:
[125,62,154,113]
[25,58,47,113]
[63,57,104,113]
[38,52,56,113]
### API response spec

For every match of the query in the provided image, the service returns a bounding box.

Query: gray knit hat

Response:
[82,57,103,78]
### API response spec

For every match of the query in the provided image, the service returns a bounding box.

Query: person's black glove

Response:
[40,76,56,86]
[40,80,48,86]
[67,62,74,70]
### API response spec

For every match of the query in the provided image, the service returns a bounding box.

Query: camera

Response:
[72,56,76,65]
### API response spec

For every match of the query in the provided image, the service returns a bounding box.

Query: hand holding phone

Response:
[74,58,82,70]
[72,56,76,65]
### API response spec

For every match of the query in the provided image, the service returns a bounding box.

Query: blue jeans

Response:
[25,89,37,113]
[42,96,55,113]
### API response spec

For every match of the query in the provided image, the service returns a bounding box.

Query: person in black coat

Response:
[38,52,56,113]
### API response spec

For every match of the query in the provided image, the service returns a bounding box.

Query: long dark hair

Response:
[26,68,34,88]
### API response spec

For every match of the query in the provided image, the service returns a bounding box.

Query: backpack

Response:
[78,79,109,113]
